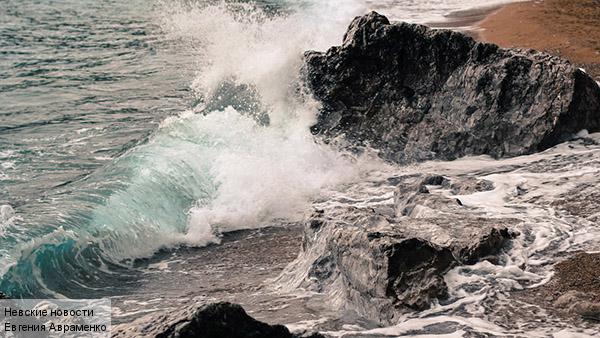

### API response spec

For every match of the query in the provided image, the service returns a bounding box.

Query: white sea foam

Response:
[1,0,592,332]
[0,205,15,236]
[281,134,600,336]
[183,109,377,245]
[160,1,364,124]
[111,1,600,336]
[155,2,386,246]
[362,0,525,23]
[0,1,387,266]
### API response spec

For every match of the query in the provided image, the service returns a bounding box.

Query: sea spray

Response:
[158,1,385,242]
[0,0,383,297]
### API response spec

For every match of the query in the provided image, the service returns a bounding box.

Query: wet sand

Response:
[477,0,600,79]
[473,0,600,327]
[513,252,600,326]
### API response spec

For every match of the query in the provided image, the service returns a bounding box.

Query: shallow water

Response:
[306,138,600,337]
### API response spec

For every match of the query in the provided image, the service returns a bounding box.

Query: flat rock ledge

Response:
[155,302,323,338]
[306,12,600,163]
[279,173,518,324]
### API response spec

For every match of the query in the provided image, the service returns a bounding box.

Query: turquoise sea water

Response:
[0,0,201,297]
[0,0,354,299]
[0,0,517,300]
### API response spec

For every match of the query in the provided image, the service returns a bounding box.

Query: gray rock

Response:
[553,291,600,322]
[449,177,494,195]
[156,302,324,338]
[281,173,517,324]
[306,12,600,163]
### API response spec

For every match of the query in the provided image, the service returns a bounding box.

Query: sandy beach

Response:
[477,0,600,79]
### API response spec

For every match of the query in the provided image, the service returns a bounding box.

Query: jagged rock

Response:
[306,12,600,163]
[280,173,517,324]
[156,302,324,338]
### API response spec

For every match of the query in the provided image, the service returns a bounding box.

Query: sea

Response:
[1,1,598,337]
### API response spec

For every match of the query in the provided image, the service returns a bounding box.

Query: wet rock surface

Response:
[280,173,517,324]
[124,136,600,336]
[306,12,600,163]
[155,302,324,338]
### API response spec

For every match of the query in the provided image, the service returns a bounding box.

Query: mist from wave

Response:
[0,0,381,298]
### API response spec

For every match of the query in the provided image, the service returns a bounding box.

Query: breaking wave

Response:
[0,1,380,297]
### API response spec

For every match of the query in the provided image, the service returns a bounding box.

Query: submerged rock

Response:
[306,12,600,163]
[280,173,517,324]
[156,302,323,338]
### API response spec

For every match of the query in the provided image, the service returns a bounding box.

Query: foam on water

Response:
[280,135,600,336]
[0,205,15,236]
[158,1,384,244]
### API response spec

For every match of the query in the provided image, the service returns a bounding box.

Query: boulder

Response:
[156,302,323,338]
[280,173,517,324]
[306,12,600,163]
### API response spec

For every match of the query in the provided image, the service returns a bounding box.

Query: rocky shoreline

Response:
[306,12,600,163]
[277,173,518,324]
[126,12,600,337]
[155,302,323,338]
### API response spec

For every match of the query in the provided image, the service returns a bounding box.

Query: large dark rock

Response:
[156,302,323,338]
[279,173,517,324]
[306,12,600,162]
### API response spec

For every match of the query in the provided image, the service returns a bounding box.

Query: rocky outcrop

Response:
[279,173,517,324]
[156,302,323,338]
[306,12,600,163]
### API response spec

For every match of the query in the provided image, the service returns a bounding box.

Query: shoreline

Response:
[474,0,600,79]
[426,4,504,35]
[464,0,600,325]
[425,3,532,41]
